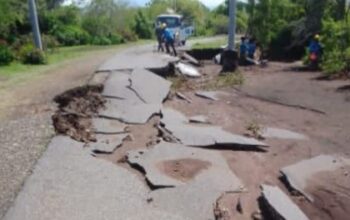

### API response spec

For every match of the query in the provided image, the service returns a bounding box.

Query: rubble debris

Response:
[129,69,171,104]
[261,127,307,140]
[54,85,105,116]
[236,197,243,214]
[127,142,242,188]
[176,62,201,78]
[52,113,95,143]
[213,194,230,220]
[181,52,200,66]
[160,108,267,149]
[280,155,350,202]
[92,118,127,134]
[88,134,129,153]
[189,115,210,124]
[99,99,161,124]
[260,184,309,220]
[52,85,106,142]
[175,92,192,103]
[195,91,219,101]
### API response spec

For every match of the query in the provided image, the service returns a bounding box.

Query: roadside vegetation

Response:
[245,0,350,77]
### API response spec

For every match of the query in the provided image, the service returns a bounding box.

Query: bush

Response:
[90,37,112,45]
[321,48,346,75]
[42,35,60,53]
[109,34,124,45]
[0,44,14,66]
[53,25,90,46]
[19,44,47,65]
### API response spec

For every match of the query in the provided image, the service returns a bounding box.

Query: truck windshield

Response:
[157,17,181,28]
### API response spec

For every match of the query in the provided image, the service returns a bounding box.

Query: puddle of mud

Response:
[157,158,211,182]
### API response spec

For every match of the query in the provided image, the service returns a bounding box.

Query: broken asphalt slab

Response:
[87,133,129,153]
[261,127,308,140]
[160,108,267,149]
[92,118,127,134]
[102,71,143,104]
[99,98,161,124]
[128,142,243,220]
[260,184,309,220]
[127,141,242,188]
[129,69,171,104]
[4,136,150,220]
[280,155,350,202]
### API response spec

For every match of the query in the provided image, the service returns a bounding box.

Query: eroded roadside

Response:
[3,45,350,220]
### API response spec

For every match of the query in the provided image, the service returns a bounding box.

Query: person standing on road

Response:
[248,38,256,59]
[155,22,164,52]
[162,23,177,57]
[239,37,248,65]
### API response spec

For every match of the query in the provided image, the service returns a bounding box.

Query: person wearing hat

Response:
[162,23,177,56]
[308,34,323,69]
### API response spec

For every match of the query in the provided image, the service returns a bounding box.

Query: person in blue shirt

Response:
[248,38,256,59]
[162,23,177,56]
[155,22,164,52]
[239,37,248,65]
[308,34,322,57]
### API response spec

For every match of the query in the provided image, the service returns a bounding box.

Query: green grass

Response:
[192,38,227,49]
[0,41,150,81]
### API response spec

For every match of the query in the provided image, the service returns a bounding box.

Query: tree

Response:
[134,10,153,39]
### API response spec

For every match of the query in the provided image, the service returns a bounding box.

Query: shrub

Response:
[20,44,47,65]
[321,48,346,75]
[109,34,124,45]
[0,44,14,66]
[53,25,90,46]
[42,35,60,53]
[90,37,112,45]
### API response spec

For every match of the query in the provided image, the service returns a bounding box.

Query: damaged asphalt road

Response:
[4,43,350,220]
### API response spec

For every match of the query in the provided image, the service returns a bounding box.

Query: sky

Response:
[130,0,226,9]
[64,0,227,9]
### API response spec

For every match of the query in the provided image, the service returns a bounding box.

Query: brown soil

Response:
[301,166,350,220]
[52,85,106,143]
[165,61,350,219]
[157,158,211,182]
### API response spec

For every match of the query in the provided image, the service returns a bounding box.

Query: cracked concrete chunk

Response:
[88,134,128,153]
[130,69,171,104]
[128,142,241,188]
[4,136,149,220]
[189,115,210,124]
[160,108,189,125]
[127,142,243,220]
[100,99,161,124]
[262,127,307,140]
[280,155,350,201]
[102,71,143,104]
[92,118,127,134]
[161,108,266,148]
[261,184,309,220]
[176,63,201,78]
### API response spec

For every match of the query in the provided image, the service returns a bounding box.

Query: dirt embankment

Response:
[52,85,106,143]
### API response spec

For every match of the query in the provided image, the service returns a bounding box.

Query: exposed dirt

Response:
[164,61,350,219]
[157,159,211,182]
[52,85,106,143]
[301,166,350,220]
